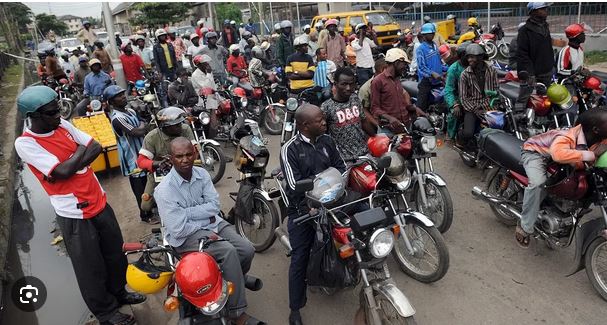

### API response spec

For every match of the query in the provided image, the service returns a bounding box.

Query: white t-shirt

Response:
[191,68,219,109]
[351,37,376,69]
[187,44,205,58]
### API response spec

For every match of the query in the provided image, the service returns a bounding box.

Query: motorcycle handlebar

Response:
[293,210,319,225]
[122,242,146,252]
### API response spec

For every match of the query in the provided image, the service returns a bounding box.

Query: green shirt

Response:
[139,124,195,161]
[444,61,465,108]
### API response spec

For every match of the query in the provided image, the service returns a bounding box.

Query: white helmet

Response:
[303,24,311,31]
[197,19,204,26]
[114,31,120,36]
[315,21,323,29]
[293,36,308,47]
[274,23,282,31]
[260,41,270,51]
[229,44,240,54]
[230,20,236,25]
[155,28,168,38]
[280,20,293,29]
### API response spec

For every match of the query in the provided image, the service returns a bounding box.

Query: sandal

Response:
[515,224,532,249]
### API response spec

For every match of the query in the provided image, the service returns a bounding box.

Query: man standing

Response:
[93,41,114,74]
[320,19,346,67]
[201,31,229,84]
[416,23,447,112]
[105,85,157,224]
[220,20,239,47]
[245,18,257,36]
[444,42,470,142]
[186,34,204,68]
[321,67,374,160]
[371,48,421,134]
[15,86,145,325]
[76,20,97,53]
[76,59,113,116]
[153,29,178,81]
[276,20,295,69]
[280,104,346,325]
[119,43,145,88]
[351,23,377,86]
[132,35,154,72]
[167,27,187,69]
[286,36,316,94]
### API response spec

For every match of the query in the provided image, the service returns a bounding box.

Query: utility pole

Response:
[577,1,582,24]
[487,2,491,30]
[208,2,215,30]
[102,2,126,89]
[296,3,301,33]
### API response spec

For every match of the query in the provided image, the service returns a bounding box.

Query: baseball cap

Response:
[385,48,410,63]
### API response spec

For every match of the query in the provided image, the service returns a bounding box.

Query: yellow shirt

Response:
[160,43,173,69]
[285,52,316,90]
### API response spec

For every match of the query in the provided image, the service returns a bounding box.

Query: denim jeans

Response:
[520,151,548,233]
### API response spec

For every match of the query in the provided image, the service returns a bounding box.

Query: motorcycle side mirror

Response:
[377,155,392,170]
[295,179,314,194]
[411,21,416,27]
[518,71,529,81]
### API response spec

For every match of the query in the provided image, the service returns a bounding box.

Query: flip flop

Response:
[515,224,532,249]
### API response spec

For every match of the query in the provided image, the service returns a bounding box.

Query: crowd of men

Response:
[16,2,604,325]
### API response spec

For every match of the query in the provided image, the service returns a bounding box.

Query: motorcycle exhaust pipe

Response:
[244,275,264,291]
[275,227,292,256]
[471,186,522,219]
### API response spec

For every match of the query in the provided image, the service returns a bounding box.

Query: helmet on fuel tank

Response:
[135,80,146,89]
[582,76,602,90]
[412,117,435,134]
[175,252,228,312]
[484,111,506,129]
[546,83,572,107]
[367,135,390,157]
[595,152,607,168]
[308,167,346,207]
[156,106,186,127]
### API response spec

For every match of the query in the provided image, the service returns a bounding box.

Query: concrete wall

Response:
[318,3,352,15]
[503,33,607,52]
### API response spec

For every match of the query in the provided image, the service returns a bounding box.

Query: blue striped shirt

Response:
[314,60,329,88]
[155,166,222,247]
[415,42,447,83]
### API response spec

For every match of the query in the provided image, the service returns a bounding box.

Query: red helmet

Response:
[175,252,226,309]
[438,44,451,60]
[232,87,246,98]
[59,78,69,85]
[367,135,390,157]
[582,76,602,91]
[348,163,377,195]
[565,23,585,39]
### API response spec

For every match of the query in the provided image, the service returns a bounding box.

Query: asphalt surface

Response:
[100,133,607,325]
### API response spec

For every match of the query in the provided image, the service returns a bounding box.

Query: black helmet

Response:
[412,117,435,134]
[456,41,472,57]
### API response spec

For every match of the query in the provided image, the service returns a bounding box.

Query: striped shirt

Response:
[313,60,333,88]
[458,63,499,116]
[285,52,316,91]
[557,45,584,76]
[155,166,222,247]
[110,108,145,177]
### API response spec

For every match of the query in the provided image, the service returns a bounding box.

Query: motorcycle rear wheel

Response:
[413,180,453,233]
[498,43,509,58]
[236,192,279,252]
[585,237,607,301]
[392,219,449,283]
[59,99,74,120]
[487,170,519,226]
[200,143,226,184]
[261,105,285,135]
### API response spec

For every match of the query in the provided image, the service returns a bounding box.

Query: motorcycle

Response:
[228,134,280,252]
[486,22,508,58]
[401,80,447,134]
[371,116,454,233]
[471,131,607,301]
[129,78,163,123]
[446,26,498,60]
[123,228,264,324]
[280,87,320,145]
[293,165,417,324]
[186,112,227,184]
[48,78,77,119]
[559,70,606,115]
[240,70,287,135]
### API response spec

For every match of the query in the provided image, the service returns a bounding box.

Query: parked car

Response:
[177,26,196,37]
[58,38,84,53]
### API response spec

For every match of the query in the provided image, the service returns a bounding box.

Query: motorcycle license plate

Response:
[285,122,293,132]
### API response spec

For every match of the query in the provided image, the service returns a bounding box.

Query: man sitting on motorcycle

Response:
[457,44,498,148]
[286,36,316,94]
[191,54,220,137]
[444,42,470,142]
[155,137,264,325]
[321,67,375,161]
[516,108,607,248]
[416,23,448,112]
[168,68,198,107]
[136,107,196,217]
[227,44,249,85]
[76,58,113,116]
[280,103,346,325]
[248,44,273,88]
[557,23,587,79]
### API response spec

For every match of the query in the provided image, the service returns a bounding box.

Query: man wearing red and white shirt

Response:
[14,86,145,325]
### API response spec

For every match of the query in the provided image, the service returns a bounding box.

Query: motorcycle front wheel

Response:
[236,192,279,252]
[356,291,417,325]
[585,237,607,301]
[59,99,74,119]
[413,180,453,233]
[261,105,285,135]
[200,143,226,184]
[498,43,509,58]
[483,41,498,60]
[392,219,449,283]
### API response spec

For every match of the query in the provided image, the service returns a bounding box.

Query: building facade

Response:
[59,15,83,35]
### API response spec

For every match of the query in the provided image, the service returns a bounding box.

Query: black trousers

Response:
[356,67,373,86]
[129,175,151,221]
[458,111,481,144]
[287,214,315,311]
[56,204,128,323]
[417,77,433,111]
[516,74,553,106]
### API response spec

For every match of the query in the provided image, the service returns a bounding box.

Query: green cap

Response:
[17,86,57,116]
[595,152,607,168]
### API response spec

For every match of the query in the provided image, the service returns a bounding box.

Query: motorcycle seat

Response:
[480,131,526,175]
[499,85,520,105]
[401,80,418,98]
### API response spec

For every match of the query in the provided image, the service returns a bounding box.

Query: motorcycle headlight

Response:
[143,94,156,103]
[286,98,298,112]
[420,135,437,153]
[389,168,412,191]
[241,97,248,108]
[198,112,210,125]
[253,155,268,168]
[137,89,146,96]
[368,228,394,259]
[525,108,535,127]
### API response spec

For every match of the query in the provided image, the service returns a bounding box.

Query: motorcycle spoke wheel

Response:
[585,238,607,301]
[262,106,285,135]
[487,172,519,226]
[201,144,226,184]
[415,182,453,233]
[392,220,449,283]
[235,193,279,252]
[498,44,509,58]
[376,295,415,325]
[59,100,74,120]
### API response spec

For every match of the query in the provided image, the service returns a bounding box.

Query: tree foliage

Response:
[215,3,243,25]
[5,2,32,33]
[35,13,68,36]
[129,2,191,28]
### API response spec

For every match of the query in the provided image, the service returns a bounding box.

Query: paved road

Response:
[101,133,607,325]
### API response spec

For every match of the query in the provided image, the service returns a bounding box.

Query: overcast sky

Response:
[24,2,121,19]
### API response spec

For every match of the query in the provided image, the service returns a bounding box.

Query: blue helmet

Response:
[135,80,146,89]
[420,23,436,35]
[485,111,505,129]
[527,2,552,14]
[103,85,126,102]
[17,86,58,116]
